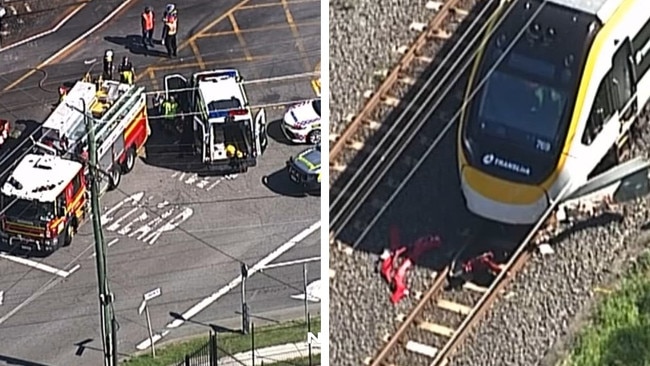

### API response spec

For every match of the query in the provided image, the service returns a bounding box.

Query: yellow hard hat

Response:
[226,144,236,157]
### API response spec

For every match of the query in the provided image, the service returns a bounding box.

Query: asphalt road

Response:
[0,0,321,365]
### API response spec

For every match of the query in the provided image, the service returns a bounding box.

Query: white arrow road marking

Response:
[143,207,194,245]
[101,192,144,225]
[0,253,80,278]
[290,279,321,302]
[135,220,321,350]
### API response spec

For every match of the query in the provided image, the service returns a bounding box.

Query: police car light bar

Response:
[208,109,248,119]
[197,70,238,82]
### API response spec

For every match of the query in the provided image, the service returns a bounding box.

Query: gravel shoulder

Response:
[329,0,431,136]
[1,0,81,47]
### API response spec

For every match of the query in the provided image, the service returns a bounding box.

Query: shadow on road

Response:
[0,354,53,366]
[104,35,168,58]
[262,169,313,198]
[267,120,293,145]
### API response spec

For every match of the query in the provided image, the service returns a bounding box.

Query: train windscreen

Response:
[476,53,569,154]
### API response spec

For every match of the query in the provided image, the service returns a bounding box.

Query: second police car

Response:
[282,99,321,144]
[286,144,321,195]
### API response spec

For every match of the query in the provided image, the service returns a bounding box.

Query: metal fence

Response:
[174,315,320,366]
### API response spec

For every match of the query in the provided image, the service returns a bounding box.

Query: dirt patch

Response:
[0,0,86,47]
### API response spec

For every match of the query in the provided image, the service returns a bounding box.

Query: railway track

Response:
[329,0,502,245]
[364,193,572,366]
[328,0,556,364]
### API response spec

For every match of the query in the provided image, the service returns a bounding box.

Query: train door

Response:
[611,38,638,123]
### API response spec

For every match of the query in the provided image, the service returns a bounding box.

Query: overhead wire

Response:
[331,0,551,244]
[330,0,520,229]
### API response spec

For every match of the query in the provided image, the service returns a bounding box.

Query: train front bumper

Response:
[460,166,549,225]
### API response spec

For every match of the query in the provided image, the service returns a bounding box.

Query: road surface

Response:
[0,0,321,365]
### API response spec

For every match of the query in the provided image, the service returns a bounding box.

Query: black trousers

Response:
[165,34,177,57]
[142,28,153,46]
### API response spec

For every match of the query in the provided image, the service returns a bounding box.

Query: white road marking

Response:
[143,207,194,245]
[1,0,137,63]
[206,178,224,191]
[101,192,144,225]
[136,221,321,350]
[242,71,320,85]
[0,253,80,278]
[103,192,193,244]
[0,239,97,325]
[0,2,87,53]
[290,279,321,302]
[171,172,227,191]
[88,238,120,258]
[0,291,4,305]
[261,256,320,269]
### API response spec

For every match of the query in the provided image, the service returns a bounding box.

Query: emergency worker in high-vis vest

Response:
[163,9,178,58]
[141,6,155,47]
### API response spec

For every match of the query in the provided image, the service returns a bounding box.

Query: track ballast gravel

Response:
[330,0,464,362]
[329,0,433,136]
[450,133,650,366]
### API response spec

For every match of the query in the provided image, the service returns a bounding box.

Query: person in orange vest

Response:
[161,4,177,44]
[141,6,155,48]
[0,119,9,147]
[163,9,178,58]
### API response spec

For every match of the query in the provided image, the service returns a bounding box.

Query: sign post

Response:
[138,287,162,358]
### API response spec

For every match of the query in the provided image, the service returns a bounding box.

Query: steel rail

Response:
[370,266,451,366]
[430,183,574,365]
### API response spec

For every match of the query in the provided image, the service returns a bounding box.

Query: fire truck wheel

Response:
[63,221,76,247]
[108,168,122,190]
[121,148,136,174]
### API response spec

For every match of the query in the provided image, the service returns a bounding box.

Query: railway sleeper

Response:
[429,28,452,39]
[399,76,416,85]
[425,1,444,11]
[330,163,348,173]
[405,340,439,358]
[418,320,456,338]
[451,6,470,17]
[463,281,489,293]
[348,140,365,151]
[436,298,472,315]
[364,119,382,130]
[410,22,428,32]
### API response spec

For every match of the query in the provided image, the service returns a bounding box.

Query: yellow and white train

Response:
[458,0,650,225]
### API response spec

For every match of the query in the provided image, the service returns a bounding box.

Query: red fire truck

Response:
[0,79,149,252]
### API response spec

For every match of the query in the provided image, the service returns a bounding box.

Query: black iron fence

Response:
[174,314,320,366]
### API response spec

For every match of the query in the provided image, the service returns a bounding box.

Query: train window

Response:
[611,38,636,114]
[479,70,567,144]
[582,74,615,145]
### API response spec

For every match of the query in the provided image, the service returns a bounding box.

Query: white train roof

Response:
[546,0,624,22]
[2,154,83,202]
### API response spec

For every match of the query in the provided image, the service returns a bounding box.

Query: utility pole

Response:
[84,98,117,366]
[240,263,249,335]
[303,263,308,324]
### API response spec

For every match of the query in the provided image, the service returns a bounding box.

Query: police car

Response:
[281,99,321,144]
[286,144,321,194]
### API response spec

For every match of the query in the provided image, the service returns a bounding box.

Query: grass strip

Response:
[564,252,650,366]
[123,317,320,366]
